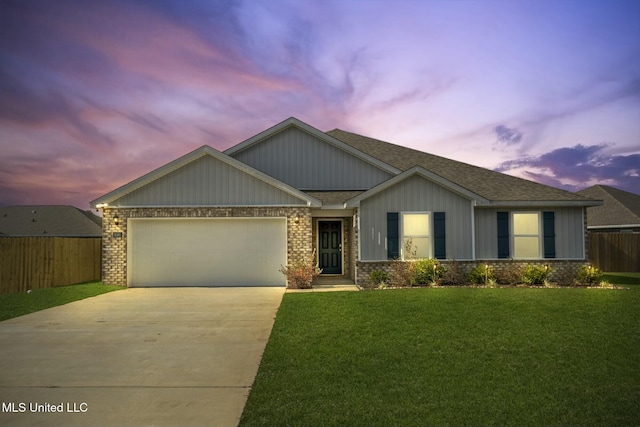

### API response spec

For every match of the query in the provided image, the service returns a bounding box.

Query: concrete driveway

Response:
[0,287,285,427]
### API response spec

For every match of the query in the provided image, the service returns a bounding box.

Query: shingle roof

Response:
[576,185,640,228]
[327,129,598,204]
[0,205,102,237]
[305,191,365,205]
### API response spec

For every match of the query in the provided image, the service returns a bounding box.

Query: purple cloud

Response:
[496,144,640,193]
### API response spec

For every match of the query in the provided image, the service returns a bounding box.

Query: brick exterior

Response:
[101,207,312,286]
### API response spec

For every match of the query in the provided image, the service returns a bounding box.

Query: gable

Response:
[91,146,319,208]
[227,121,395,190]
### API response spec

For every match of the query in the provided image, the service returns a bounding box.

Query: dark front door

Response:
[319,221,342,274]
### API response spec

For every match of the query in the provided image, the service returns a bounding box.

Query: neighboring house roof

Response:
[91,145,322,208]
[576,185,640,228]
[0,205,102,237]
[327,129,599,206]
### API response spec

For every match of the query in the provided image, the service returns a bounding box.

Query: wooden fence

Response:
[0,237,102,295]
[588,233,640,272]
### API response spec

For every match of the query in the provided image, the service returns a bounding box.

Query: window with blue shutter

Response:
[543,211,556,258]
[387,212,399,259]
[497,211,510,258]
[434,212,446,259]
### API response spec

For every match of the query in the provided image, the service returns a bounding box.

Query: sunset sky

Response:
[1,0,639,209]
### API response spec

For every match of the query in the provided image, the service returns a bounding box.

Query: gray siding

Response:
[111,156,306,207]
[359,175,473,260]
[475,207,585,259]
[231,127,393,190]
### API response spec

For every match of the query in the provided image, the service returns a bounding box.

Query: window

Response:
[513,212,540,259]
[402,212,430,259]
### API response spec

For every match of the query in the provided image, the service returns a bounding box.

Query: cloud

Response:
[496,144,640,194]
[494,125,523,146]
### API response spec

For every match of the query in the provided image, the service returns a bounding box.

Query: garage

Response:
[127,217,287,287]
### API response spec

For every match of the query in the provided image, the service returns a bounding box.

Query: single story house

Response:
[0,205,102,237]
[91,117,601,287]
[576,185,640,233]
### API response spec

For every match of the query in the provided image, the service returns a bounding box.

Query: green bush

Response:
[411,259,445,285]
[468,264,496,285]
[575,265,603,286]
[367,270,389,289]
[521,265,551,285]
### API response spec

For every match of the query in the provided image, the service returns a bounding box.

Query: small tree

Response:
[279,250,322,289]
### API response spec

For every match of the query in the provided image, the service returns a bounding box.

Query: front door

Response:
[318,221,342,274]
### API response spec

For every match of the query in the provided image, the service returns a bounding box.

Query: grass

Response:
[603,272,640,286]
[0,282,124,321]
[241,284,640,426]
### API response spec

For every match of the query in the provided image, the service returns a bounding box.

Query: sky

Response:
[1,0,639,209]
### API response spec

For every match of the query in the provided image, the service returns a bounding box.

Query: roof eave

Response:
[485,200,604,208]
[91,145,321,208]
[345,166,488,207]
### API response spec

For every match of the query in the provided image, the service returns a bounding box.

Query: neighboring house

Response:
[0,205,102,237]
[91,117,601,287]
[576,185,640,233]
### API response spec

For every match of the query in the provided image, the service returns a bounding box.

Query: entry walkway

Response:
[287,276,359,293]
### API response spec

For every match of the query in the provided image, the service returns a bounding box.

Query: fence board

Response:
[0,237,102,295]
[588,233,640,272]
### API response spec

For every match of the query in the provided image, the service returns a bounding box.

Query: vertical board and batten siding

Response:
[474,207,585,259]
[111,156,306,207]
[230,127,393,190]
[0,237,101,295]
[359,175,473,260]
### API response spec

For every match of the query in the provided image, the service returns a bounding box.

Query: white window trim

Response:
[511,211,542,259]
[400,211,432,260]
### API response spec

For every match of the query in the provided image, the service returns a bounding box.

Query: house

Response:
[0,205,102,237]
[91,117,601,287]
[576,185,640,233]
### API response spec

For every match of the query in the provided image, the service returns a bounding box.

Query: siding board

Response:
[360,175,473,260]
[475,207,584,259]
[231,127,393,190]
[112,156,306,207]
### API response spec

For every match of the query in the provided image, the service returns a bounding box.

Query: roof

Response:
[327,129,600,206]
[91,145,322,208]
[576,185,640,228]
[0,205,102,237]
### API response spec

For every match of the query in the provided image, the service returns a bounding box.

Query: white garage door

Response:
[128,218,287,287]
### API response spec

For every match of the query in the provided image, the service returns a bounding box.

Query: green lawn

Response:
[241,285,640,426]
[0,282,124,321]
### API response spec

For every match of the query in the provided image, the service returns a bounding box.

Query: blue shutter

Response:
[434,212,446,259]
[387,212,399,259]
[543,211,556,258]
[497,212,510,259]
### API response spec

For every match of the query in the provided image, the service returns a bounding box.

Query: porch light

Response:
[113,215,120,226]
[294,216,299,224]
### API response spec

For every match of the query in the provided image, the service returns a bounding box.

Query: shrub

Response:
[521,265,552,286]
[575,265,603,286]
[412,259,445,286]
[279,251,322,289]
[367,270,389,289]
[468,264,496,285]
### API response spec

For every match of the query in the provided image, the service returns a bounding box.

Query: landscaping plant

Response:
[411,258,445,286]
[521,264,552,286]
[467,264,496,285]
[575,265,603,286]
[279,250,322,289]
[367,270,389,289]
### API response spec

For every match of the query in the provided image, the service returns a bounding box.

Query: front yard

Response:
[0,282,124,321]
[241,280,640,426]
